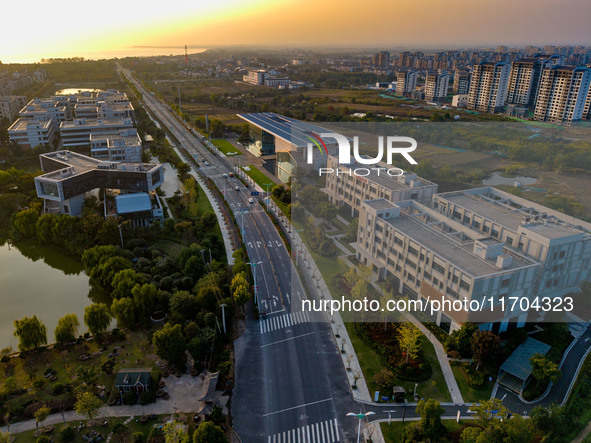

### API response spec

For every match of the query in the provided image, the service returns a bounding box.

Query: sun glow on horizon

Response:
[1,0,589,63]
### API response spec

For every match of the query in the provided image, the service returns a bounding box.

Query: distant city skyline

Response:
[1,0,590,64]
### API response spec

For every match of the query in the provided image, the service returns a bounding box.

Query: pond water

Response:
[482,171,537,187]
[0,240,108,349]
[54,88,102,95]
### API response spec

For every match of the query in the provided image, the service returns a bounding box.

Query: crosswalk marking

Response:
[267,419,341,443]
[259,311,311,334]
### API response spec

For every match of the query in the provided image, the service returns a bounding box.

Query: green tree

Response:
[74,392,102,421]
[111,297,137,329]
[530,353,561,386]
[373,368,394,392]
[111,269,145,298]
[13,315,47,351]
[81,245,118,270]
[398,322,423,363]
[12,208,39,237]
[473,398,508,428]
[416,399,445,442]
[84,303,112,338]
[447,323,478,357]
[33,405,51,432]
[89,256,133,290]
[460,426,481,443]
[132,283,157,318]
[187,327,216,364]
[169,290,199,321]
[0,431,10,443]
[192,421,226,443]
[162,421,189,443]
[152,323,186,367]
[471,330,500,371]
[54,314,79,344]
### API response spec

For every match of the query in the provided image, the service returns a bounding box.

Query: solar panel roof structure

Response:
[499,337,551,381]
[237,112,331,148]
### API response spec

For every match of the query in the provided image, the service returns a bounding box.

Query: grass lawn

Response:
[242,165,275,190]
[0,331,159,427]
[380,419,471,443]
[212,139,242,156]
[271,196,290,218]
[450,362,493,403]
[344,323,450,403]
[12,415,169,442]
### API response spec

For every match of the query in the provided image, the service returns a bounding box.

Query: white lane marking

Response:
[260,332,316,348]
[262,398,334,417]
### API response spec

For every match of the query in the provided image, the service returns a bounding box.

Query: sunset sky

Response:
[2,0,590,63]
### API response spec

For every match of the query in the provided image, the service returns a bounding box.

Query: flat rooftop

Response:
[375,201,537,277]
[8,118,52,131]
[237,112,331,148]
[61,117,133,130]
[444,192,525,230]
[437,188,591,238]
[364,199,397,211]
[39,150,158,181]
[90,130,141,147]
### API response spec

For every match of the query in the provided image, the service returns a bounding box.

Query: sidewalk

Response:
[367,276,464,404]
[261,197,372,404]
[1,373,209,435]
[266,194,463,404]
[170,144,235,265]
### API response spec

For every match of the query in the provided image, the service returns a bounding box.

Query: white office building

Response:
[90,128,143,163]
[8,118,56,149]
[433,187,591,299]
[356,199,539,333]
[60,117,134,149]
[324,155,438,215]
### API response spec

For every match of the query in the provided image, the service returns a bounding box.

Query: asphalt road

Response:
[120,67,361,442]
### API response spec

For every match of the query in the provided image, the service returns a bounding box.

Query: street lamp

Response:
[263,183,272,203]
[246,261,263,305]
[347,411,375,443]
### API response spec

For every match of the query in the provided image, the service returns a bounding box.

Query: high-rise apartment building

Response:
[453,70,470,95]
[506,58,550,108]
[467,62,510,113]
[425,72,450,101]
[534,66,591,124]
[396,71,417,96]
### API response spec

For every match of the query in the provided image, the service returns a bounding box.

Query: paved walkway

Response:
[1,374,209,435]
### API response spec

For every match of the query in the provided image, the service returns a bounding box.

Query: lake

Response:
[0,240,108,350]
[55,88,102,95]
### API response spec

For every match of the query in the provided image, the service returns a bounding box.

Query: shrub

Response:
[52,383,66,396]
[209,405,225,425]
[59,425,76,442]
[466,367,485,388]
[36,436,51,443]
[122,390,137,405]
[131,432,145,443]
[139,390,155,405]
[112,422,128,434]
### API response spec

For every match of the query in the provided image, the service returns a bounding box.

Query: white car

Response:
[249,198,254,204]
[204,161,210,166]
